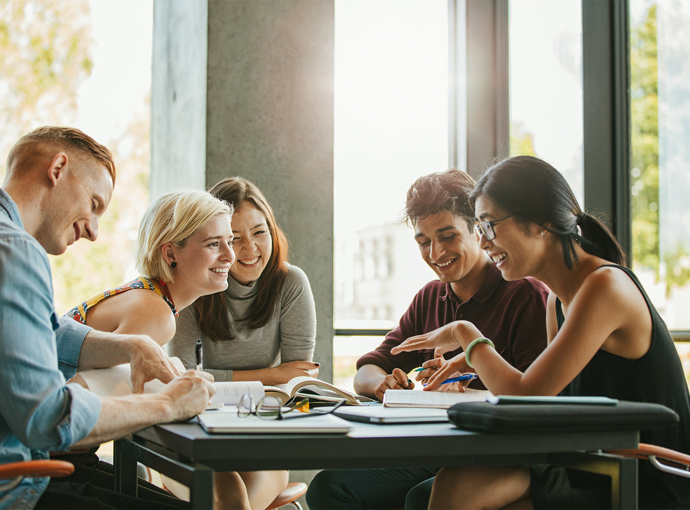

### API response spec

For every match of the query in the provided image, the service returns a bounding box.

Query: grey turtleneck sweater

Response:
[168,263,316,381]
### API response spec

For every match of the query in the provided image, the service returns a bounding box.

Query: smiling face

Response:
[229,203,273,285]
[414,210,489,299]
[171,213,235,298]
[36,157,113,255]
[474,195,545,281]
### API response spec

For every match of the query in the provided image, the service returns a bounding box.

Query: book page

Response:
[285,377,357,398]
[78,357,187,397]
[211,381,264,405]
[384,389,492,408]
[264,385,291,405]
[78,358,263,407]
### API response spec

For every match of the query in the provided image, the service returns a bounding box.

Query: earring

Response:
[541,231,545,238]
[171,262,177,268]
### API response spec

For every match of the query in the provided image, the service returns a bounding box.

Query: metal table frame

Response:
[114,419,639,509]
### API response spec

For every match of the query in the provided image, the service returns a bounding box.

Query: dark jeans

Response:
[35,449,187,509]
[306,467,438,510]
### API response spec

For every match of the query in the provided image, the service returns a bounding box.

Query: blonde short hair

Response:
[136,190,232,282]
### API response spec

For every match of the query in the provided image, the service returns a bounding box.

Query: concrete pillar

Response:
[151,0,335,384]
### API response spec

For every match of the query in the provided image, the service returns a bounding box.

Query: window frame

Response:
[335,0,689,342]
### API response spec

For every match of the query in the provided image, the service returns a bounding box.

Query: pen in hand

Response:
[424,373,478,387]
[440,373,477,385]
[195,338,203,371]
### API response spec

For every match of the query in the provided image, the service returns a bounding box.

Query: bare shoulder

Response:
[581,266,643,302]
[576,265,652,357]
[87,289,176,345]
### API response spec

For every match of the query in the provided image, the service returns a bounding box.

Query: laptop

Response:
[198,411,353,434]
[334,405,449,424]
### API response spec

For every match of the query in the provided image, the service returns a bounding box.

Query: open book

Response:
[383,388,493,409]
[76,361,368,407]
[77,359,265,407]
[265,376,368,406]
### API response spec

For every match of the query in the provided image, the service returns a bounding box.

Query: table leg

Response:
[189,465,214,510]
[548,451,638,510]
[114,436,138,496]
[115,436,215,509]
[612,456,638,510]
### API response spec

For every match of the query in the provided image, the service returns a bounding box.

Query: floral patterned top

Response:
[65,276,177,325]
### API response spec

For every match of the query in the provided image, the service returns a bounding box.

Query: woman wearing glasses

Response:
[392,156,690,509]
[168,176,318,510]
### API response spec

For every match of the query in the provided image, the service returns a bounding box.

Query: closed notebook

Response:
[198,411,353,434]
[383,389,492,409]
[334,405,449,424]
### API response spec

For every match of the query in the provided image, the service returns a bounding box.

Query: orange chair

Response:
[608,443,690,479]
[266,482,308,510]
[0,459,75,492]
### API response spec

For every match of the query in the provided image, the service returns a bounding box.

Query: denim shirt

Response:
[0,189,101,509]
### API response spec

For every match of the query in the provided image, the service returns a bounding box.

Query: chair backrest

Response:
[0,459,74,491]
[609,443,690,479]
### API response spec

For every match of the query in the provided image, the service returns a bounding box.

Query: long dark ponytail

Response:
[470,156,627,269]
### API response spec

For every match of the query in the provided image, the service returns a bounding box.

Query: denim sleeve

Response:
[0,235,101,451]
[56,316,92,380]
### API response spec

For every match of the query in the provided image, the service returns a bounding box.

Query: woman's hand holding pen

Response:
[415,354,473,392]
[421,353,474,392]
[413,357,444,386]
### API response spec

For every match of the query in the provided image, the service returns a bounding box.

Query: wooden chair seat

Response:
[266,482,308,510]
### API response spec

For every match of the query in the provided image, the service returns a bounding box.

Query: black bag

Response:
[447,400,679,434]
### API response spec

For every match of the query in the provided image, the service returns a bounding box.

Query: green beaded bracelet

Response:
[465,337,495,369]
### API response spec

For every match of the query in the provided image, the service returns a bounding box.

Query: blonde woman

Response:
[65,190,235,346]
[67,190,267,509]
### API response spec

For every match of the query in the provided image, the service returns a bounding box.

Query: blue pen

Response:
[439,373,477,385]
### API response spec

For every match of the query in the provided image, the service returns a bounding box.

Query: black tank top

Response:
[556,265,690,507]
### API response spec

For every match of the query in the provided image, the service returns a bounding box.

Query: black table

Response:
[114,418,640,509]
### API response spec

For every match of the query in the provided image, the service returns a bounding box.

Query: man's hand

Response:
[74,369,217,448]
[128,336,183,393]
[79,330,182,391]
[162,370,217,422]
[373,368,414,401]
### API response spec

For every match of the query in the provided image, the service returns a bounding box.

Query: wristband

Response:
[465,338,495,369]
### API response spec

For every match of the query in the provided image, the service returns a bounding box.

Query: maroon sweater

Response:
[357,264,549,387]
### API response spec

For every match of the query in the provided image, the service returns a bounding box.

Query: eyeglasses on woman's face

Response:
[474,215,512,241]
[237,394,346,420]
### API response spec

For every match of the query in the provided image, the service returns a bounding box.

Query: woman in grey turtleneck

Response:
[168,176,317,510]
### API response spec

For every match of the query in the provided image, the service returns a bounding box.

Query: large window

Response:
[333,0,448,388]
[508,0,584,204]
[630,0,690,380]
